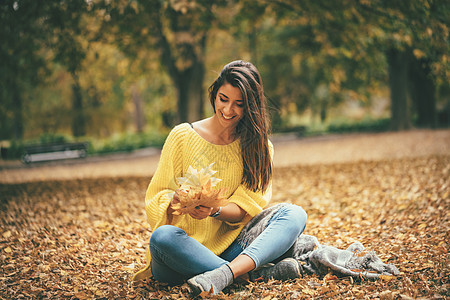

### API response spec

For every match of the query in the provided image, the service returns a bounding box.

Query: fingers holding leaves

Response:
[170,164,229,216]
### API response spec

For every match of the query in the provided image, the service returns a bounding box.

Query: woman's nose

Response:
[223,103,233,115]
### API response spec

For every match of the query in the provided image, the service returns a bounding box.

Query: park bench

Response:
[22,142,89,164]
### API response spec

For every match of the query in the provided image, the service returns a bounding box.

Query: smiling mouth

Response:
[221,112,235,120]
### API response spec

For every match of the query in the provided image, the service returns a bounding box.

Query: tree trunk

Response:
[12,84,24,139]
[409,57,436,128]
[176,61,205,123]
[320,102,327,123]
[71,73,86,137]
[249,26,258,66]
[176,73,189,123]
[152,3,208,124]
[131,84,145,133]
[387,48,412,131]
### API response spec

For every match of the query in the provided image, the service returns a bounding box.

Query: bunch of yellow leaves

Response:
[171,163,228,215]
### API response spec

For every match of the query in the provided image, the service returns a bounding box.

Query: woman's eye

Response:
[219,97,227,102]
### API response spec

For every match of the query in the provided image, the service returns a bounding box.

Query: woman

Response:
[133,60,307,295]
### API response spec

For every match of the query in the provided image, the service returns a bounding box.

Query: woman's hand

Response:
[170,190,215,219]
[188,205,214,220]
[172,189,181,205]
[167,189,182,216]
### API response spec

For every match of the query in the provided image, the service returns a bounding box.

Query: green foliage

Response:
[1,0,448,143]
[88,131,167,155]
[2,141,24,160]
[272,118,392,136]
[38,133,69,145]
[272,125,307,136]
[0,0,51,139]
[326,118,391,134]
[1,131,168,160]
[1,133,71,160]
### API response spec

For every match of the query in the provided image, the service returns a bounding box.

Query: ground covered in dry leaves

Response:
[1,155,448,299]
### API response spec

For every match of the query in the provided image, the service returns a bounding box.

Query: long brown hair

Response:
[208,60,272,192]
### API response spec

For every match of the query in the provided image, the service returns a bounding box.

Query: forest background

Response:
[1,0,449,158]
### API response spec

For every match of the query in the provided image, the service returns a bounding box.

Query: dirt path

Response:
[273,129,450,166]
[1,129,449,184]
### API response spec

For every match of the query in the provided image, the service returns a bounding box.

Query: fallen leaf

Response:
[418,223,427,229]
[0,154,448,299]
[302,287,316,296]
[172,164,228,215]
[323,273,338,283]
[199,284,214,298]
[177,163,222,188]
[379,275,396,282]
[123,262,135,271]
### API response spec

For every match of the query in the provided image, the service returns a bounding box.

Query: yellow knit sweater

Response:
[133,123,272,281]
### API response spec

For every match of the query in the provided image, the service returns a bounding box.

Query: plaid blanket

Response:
[236,203,399,279]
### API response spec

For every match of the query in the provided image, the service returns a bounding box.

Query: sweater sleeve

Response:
[228,181,272,220]
[144,124,186,230]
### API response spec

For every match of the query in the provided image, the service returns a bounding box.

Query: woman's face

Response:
[214,82,244,129]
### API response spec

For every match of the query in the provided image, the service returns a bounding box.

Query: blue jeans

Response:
[149,204,307,285]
